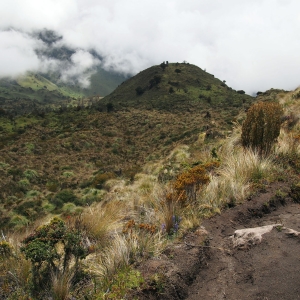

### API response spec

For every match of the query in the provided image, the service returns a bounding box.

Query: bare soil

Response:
[132,181,300,300]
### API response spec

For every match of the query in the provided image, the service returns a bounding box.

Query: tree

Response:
[21,217,88,292]
[241,102,283,155]
[135,86,144,95]
[160,62,167,71]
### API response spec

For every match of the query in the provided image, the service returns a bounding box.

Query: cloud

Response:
[1,0,300,93]
[60,50,101,87]
[0,30,41,77]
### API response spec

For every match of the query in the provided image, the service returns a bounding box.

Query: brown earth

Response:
[132,181,300,300]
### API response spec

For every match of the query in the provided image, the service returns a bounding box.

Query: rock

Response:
[230,224,282,249]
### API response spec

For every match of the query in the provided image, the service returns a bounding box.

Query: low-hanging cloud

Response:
[1,0,300,93]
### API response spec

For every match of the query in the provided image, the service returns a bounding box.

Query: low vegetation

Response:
[0,64,299,299]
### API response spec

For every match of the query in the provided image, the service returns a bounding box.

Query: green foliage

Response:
[23,169,39,182]
[9,214,29,229]
[106,102,114,112]
[62,171,74,178]
[237,90,245,94]
[135,86,145,95]
[0,241,13,258]
[26,190,40,198]
[98,265,144,299]
[51,189,78,209]
[18,179,30,191]
[20,217,88,293]
[242,102,283,155]
[14,199,43,220]
[169,87,175,94]
[160,62,168,70]
[8,167,22,180]
[149,75,162,88]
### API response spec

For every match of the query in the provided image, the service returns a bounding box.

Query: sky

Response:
[1,0,300,94]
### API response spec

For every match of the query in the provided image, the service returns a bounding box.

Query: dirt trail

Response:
[134,182,300,300]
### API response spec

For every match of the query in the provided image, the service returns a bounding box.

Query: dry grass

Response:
[198,130,275,210]
[275,129,300,156]
[51,270,74,300]
[81,200,128,249]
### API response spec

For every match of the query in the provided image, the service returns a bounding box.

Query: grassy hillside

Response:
[0,67,128,115]
[2,63,299,299]
[88,66,129,96]
[98,62,252,112]
[0,63,255,230]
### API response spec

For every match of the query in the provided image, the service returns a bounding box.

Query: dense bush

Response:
[241,102,283,155]
[135,86,145,95]
[51,189,78,209]
[20,217,88,295]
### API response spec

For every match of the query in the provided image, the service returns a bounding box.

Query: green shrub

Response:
[42,202,55,212]
[82,188,105,204]
[18,178,30,191]
[9,214,29,229]
[62,202,78,215]
[135,86,144,95]
[169,87,175,94]
[14,199,43,219]
[98,265,144,299]
[241,102,283,155]
[8,167,22,180]
[62,171,74,178]
[51,189,78,209]
[26,190,40,198]
[23,169,39,182]
[20,217,88,294]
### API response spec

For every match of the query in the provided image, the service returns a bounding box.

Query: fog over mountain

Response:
[1,0,300,93]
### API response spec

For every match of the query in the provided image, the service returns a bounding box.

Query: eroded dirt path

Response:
[187,182,300,300]
[134,182,300,300]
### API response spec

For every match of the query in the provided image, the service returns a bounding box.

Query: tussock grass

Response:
[200,146,274,209]
[81,201,127,248]
[275,129,300,156]
[51,270,74,300]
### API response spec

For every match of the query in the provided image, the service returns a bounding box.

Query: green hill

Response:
[0,67,128,115]
[96,63,253,131]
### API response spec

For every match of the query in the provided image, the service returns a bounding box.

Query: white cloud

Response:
[0,30,41,76]
[60,50,101,87]
[1,0,300,92]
